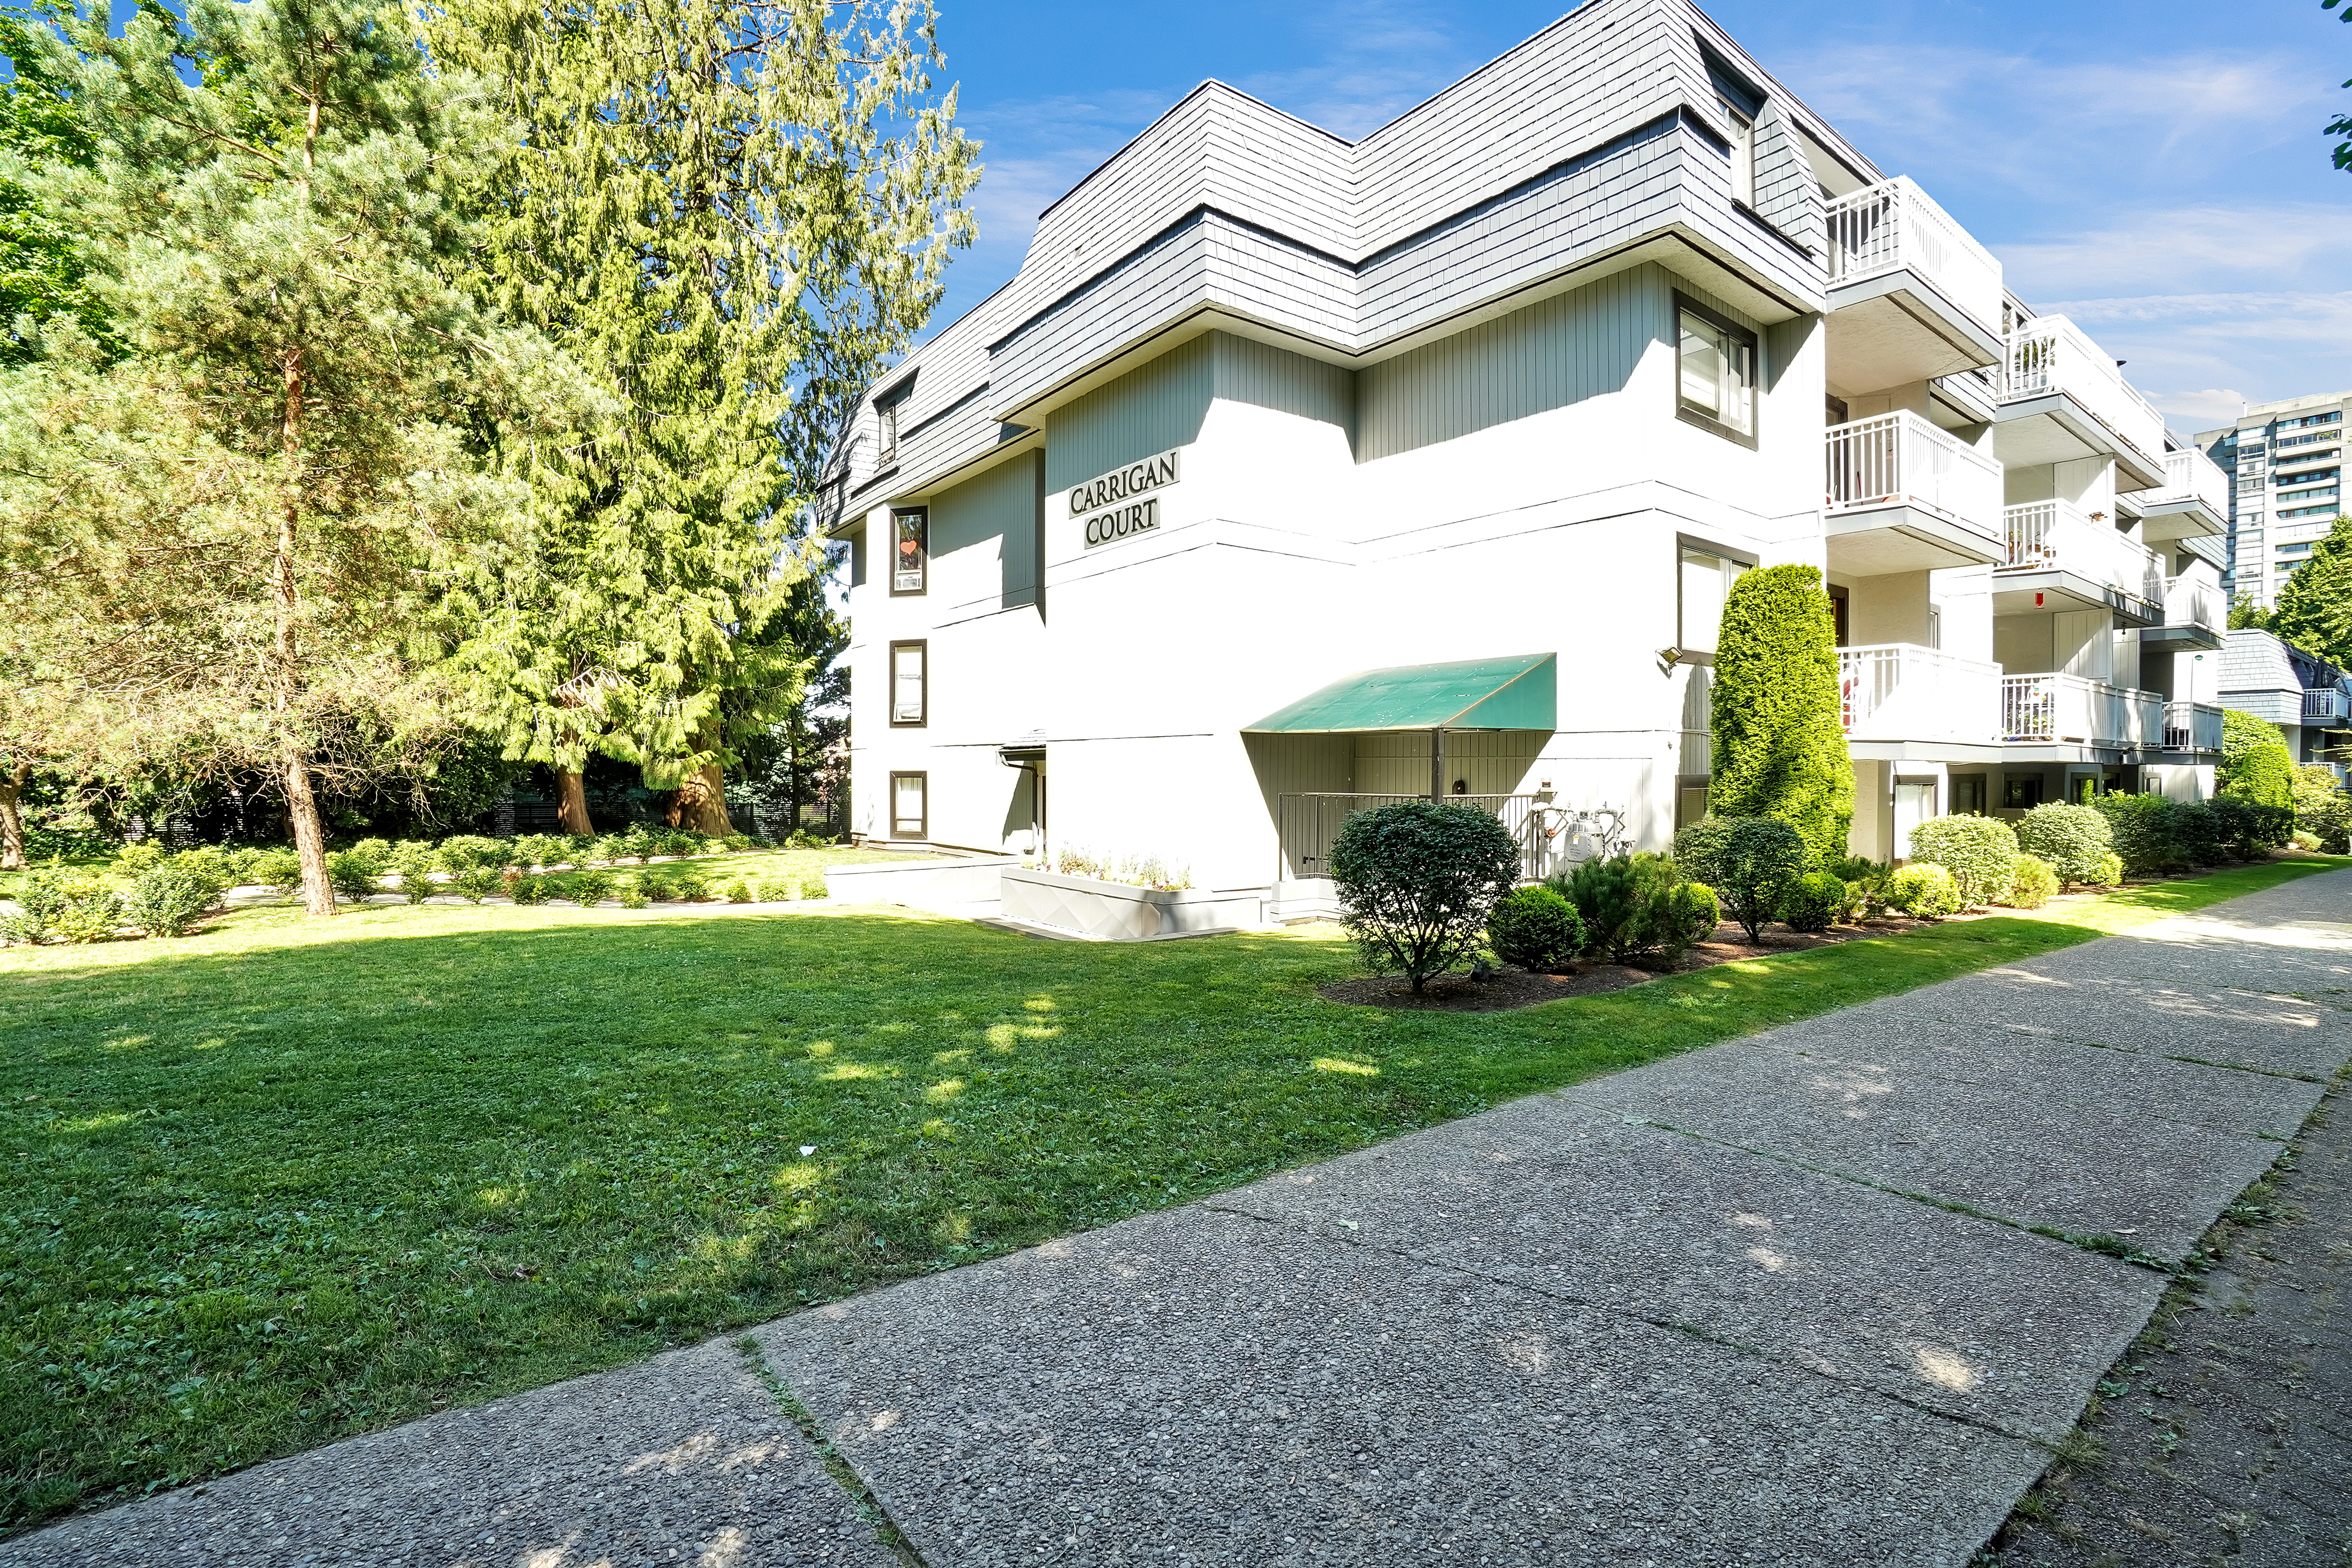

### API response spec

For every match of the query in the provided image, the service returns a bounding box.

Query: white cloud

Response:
[2030,290,2352,421]
[1998,206,2352,299]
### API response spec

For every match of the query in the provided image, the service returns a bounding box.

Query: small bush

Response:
[618,885,650,909]
[564,870,615,905]
[452,867,504,903]
[1651,882,1719,962]
[2293,828,2323,851]
[1825,855,1891,919]
[325,848,383,903]
[671,869,711,902]
[1779,871,1846,933]
[613,826,657,863]
[1330,801,1521,991]
[634,870,677,902]
[2013,803,2114,886]
[1675,816,1806,942]
[1553,852,1698,964]
[2,868,123,945]
[386,841,439,903]
[1487,886,1586,972]
[799,874,829,900]
[125,862,222,937]
[506,873,548,905]
[725,879,753,904]
[2088,851,2124,887]
[2290,764,2352,851]
[437,835,506,874]
[1884,862,1961,918]
[514,833,570,869]
[1906,815,2018,908]
[786,829,835,849]
[114,841,168,877]
[653,828,701,858]
[249,848,304,895]
[722,832,754,851]
[2008,854,2059,909]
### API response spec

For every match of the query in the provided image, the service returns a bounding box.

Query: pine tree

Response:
[5,0,566,913]
[431,0,976,835]
[0,0,113,363]
[1709,563,1855,864]
[2270,515,2352,666]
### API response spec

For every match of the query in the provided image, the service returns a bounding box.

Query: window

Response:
[890,507,927,595]
[1677,543,1751,659]
[889,639,926,726]
[2283,502,2339,519]
[877,398,899,467]
[1675,298,1757,442]
[889,772,927,840]
[1950,775,1987,816]
[1718,95,1755,206]
[2003,775,2043,809]
[1927,606,1942,650]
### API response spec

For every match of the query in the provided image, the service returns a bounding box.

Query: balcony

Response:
[2140,560,2225,652]
[2136,446,2231,542]
[1823,412,2006,572]
[1822,178,2004,389]
[2002,673,2163,752]
[1994,500,2165,624]
[2306,687,2352,724]
[1994,316,2167,489]
[1839,643,2003,757]
[2161,701,2223,754]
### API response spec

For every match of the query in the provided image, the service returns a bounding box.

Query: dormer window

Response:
[1718,95,1754,206]
[874,378,913,469]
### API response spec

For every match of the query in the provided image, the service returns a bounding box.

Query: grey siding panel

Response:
[1044,336,1217,491]
[1749,107,1819,256]
[931,447,1042,608]
[1348,731,1548,797]
[1213,335,1355,436]
[1358,263,1666,461]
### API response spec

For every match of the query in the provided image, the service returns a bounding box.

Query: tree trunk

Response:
[677,762,733,836]
[0,757,28,870]
[283,746,336,916]
[554,768,591,836]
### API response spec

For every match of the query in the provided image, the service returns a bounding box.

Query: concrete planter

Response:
[1000,868,1264,941]
[822,854,1018,914]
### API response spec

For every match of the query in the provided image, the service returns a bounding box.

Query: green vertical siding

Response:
[931,447,1041,609]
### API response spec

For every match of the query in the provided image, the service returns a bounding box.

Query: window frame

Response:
[1672,293,1760,449]
[888,771,928,840]
[889,506,928,597]
[1674,535,1757,666]
[888,638,927,728]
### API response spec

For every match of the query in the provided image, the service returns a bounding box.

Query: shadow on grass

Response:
[1,856,2343,1526]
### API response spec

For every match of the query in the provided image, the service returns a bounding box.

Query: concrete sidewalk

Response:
[9,870,2349,1568]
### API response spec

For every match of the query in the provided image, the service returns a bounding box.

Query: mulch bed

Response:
[1318,916,1952,1013]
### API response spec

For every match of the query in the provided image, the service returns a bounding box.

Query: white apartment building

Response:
[2196,390,2350,610]
[818,0,2229,919]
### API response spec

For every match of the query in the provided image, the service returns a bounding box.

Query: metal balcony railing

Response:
[2161,701,2223,752]
[2002,674,2163,747]
[1822,177,2004,334]
[2002,501,2167,604]
[2304,687,2351,723]
[2151,446,2230,516]
[2162,562,2225,634]
[2000,315,2165,468]
[1838,643,2003,745]
[1825,412,2003,537]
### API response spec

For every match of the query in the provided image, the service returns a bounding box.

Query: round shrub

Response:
[1779,871,1846,933]
[565,869,616,906]
[2089,850,2123,887]
[452,866,504,903]
[1676,815,1807,942]
[249,848,303,895]
[506,873,549,905]
[325,848,383,903]
[1653,882,1720,962]
[2007,854,2059,909]
[1330,801,1521,991]
[618,885,650,909]
[2013,803,2113,886]
[1906,814,2017,907]
[725,878,753,904]
[436,835,507,874]
[1884,862,1962,918]
[1487,885,1586,972]
[2220,709,2296,807]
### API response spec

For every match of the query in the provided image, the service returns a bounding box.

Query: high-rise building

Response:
[2197,391,2351,610]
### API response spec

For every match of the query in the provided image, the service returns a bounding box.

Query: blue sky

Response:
[922,0,2352,435]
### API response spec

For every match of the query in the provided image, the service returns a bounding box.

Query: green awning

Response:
[1243,653,1556,733]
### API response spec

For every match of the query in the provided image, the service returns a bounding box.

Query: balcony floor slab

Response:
[1827,502,2005,572]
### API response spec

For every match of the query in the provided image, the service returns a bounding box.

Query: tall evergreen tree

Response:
[432,0,976,835]
[1708,563,1855,864]
[4,0,565,914]
[0,0,113,363]
[2270,514,2352,666]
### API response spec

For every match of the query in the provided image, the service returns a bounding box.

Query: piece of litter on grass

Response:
[800,1145,817,1156]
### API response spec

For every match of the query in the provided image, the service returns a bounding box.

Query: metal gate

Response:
[1276,793,1628,885]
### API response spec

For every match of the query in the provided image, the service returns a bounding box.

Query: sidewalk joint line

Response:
[735,1336,931,1568]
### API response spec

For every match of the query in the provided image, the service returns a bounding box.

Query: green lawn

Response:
[2,857,2341,1524]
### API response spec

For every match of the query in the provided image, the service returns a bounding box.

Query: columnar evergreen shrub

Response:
[1329,801,1521,991]
[1708,563,1855,864]
[1486,886,1586,972]
[2007,855,2059,909]
[1906,815,2019,908]
[1779,871,1845,933]
[1689,815,1808,942]
[2013,803,2115,886]
[1883,862,1961,918]
[2218,709,2296,807]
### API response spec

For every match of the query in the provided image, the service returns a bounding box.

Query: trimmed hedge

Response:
[1906,814,2018,908]
[1675,814,1806,942]
[1708,564,1854,865]
[1487,886,1585,972]
[1779,871,1845,933]
[2013,802,2114,886]
[1884,862,1961,918]
[1331,801,1521,991]
[2219,709,2295,808]
[2007,855,2059,909]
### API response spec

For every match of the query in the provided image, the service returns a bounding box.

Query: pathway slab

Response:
[0,1338,894,1568]
[1205,1094,2162,1442]
[1751,1008,2327,1136]
[1556,1038,2285,1260]
[755,1204,2047,1568]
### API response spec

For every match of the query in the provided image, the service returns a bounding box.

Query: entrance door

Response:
[1893,781,1934,861]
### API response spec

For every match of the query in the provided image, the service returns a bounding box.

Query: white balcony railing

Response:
[2002,673,2163,747]
[1823,177,2004,335]
[1839,643,2003,745]
[2149,446,2230,516]
[2305,687,2351,723]
[1825,412,2003,537]
[2162,560,2225,634]
[2162,701,2223,753]
[2002,501,2167,605]
[1999,315,2165,467]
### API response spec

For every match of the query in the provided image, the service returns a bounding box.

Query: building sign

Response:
[1070,449,1179,549]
